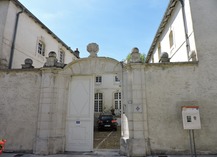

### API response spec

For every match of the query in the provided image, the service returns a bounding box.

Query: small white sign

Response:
[182,106,201,130]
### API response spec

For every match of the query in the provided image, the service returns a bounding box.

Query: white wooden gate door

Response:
[65,76,94,152]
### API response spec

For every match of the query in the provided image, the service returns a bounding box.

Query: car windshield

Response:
[100,115,113,120]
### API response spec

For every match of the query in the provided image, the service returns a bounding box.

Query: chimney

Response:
[74,48,80,58]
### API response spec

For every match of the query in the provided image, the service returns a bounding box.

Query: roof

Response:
[145,0,178,63]
[11,0,79,58]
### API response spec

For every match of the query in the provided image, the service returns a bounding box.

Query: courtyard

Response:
[94,126,121,149]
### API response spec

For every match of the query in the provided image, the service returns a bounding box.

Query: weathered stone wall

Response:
[0,69,41,152]
[144,63,199,155]
[122,61,217,156]
[34,68,70,155]
[0,53,216,156]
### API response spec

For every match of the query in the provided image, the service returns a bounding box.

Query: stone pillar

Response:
[34,68,68,155]
[121,50,148,156]
[129,66,146,156]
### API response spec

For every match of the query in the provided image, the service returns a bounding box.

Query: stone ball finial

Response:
[161,52,169,58]
[130,47,141,63]
[44,51,59,67]
[24,58,33,65]
[87,43,99,57]
[22,58,34,69]
[132,47,139,53]
[160,52,170,62]
[48,51,57,58]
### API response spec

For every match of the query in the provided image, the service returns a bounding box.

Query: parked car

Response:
[97,114,117,131]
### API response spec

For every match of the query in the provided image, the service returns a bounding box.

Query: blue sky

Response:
[19,0,169,61]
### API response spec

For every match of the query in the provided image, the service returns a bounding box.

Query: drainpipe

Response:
[179,0,191,61]
[8,9,24,69]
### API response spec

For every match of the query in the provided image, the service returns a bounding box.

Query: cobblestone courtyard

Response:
[94,126,121,149]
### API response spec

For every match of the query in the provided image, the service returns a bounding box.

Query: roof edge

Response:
[145,0,178,63]
[11,0,79,58]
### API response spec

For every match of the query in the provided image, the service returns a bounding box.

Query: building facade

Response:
[146,0,198,63]
[1,0,217,156]
[0,0,79,69]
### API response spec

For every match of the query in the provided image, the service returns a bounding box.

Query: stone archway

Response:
[33,45,123,154]
[63,55,123,152]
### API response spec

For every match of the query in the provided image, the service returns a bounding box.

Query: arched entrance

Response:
[64,57,122,152]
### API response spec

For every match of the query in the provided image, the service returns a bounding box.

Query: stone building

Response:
[146,0,198,63]
[0,0,217,157]
[0,0,79,69]
[120,0,217,156]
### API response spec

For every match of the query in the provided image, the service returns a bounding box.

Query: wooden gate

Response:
[65,76,94,151]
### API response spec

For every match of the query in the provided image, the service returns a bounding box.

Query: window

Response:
[158,43,161,61]
[37,40,45,56]
[115,75,120,83]
[151,56,154,63]
[95,93,103,112]
[96,76,102,84]
[59,50,65,63]
[114,92,121,110]
[169,30,174,48]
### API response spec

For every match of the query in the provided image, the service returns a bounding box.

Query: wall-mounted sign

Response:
[76,121,80,125]
[182,106,201,130]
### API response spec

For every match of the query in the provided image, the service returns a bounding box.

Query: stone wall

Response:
[0,54,217,156]
[0,69,41,152]
[122,61,217,156]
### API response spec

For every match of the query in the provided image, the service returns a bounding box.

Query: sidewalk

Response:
[0,149,125,157]
[1,151,216,157]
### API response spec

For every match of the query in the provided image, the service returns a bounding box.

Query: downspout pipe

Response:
[179,0,191,61]
[8,9,24,69]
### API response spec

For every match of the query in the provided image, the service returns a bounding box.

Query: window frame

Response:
[169,30,174,49]
[158,42,161,62]
[114,75,120,84]
[94,93,103,112]
[95,76,102,84]
[37,40,45,56]
[114,92,121,110]
[59,50,65,63]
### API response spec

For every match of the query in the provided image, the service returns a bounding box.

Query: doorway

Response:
[65,75,94,152]
[64,57,123,152]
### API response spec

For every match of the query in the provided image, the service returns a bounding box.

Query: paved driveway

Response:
[94,126,121,149]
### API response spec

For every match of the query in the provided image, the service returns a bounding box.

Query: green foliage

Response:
[126,53,131,62]
[125,53,146,63]
[140,53,146,63]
